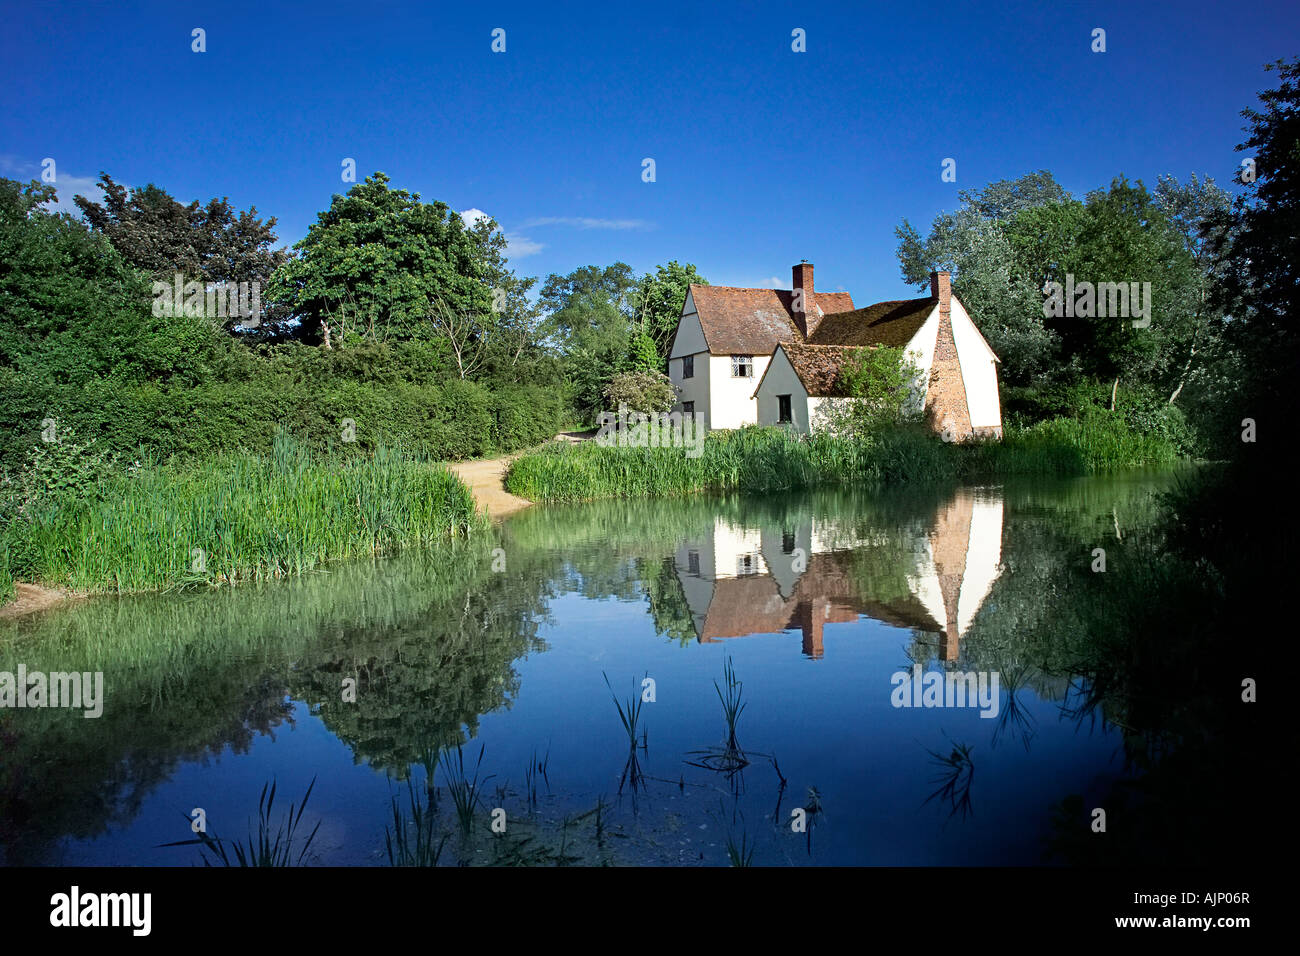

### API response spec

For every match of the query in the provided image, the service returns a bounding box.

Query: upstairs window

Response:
[682,354,694,379]
[778,394,793,423]
[732,355,753,378]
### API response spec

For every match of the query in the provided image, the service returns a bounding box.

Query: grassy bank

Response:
[505,414,1184,503]
[0,435,482,598]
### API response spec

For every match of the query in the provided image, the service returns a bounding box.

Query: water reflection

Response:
[672,489,1004,660]
[0,471,1190,865]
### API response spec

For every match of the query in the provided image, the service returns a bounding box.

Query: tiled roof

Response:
[776,343,869,398]
[807,296,935,348]
[689,284,856,355]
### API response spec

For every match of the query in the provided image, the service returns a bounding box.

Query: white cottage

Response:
[668,264,1002,440]
[667,263,853,430]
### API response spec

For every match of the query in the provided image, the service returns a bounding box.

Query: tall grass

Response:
[504,417,1183,503]
[1,433,482,596]
[0,538,12,605]
[441,744,492,833]
[161,778,321,867]
[385,780,450,866]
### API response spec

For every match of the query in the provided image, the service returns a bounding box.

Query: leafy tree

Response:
[1209,56,1300,438]
[1062,177,1197,406]
[1152,174,1234,409]
[623,260,709,368]
[538,263,639,418]
[0,178,222,386]
[73,173,289,332]
[268,173,494,347]
[896,173,1069,388]
[823,345,919,437]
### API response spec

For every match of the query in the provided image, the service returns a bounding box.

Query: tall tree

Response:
[1209,56,1300,434]
[73,173,288,332]
[896,172,1068,387]
[0,178,222,386]
[268,173,495,347]
[622,261,709,369]
[537,263,638,418]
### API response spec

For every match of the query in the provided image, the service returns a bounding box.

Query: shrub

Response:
[602,370,677,415]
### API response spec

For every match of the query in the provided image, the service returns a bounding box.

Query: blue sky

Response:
[2,0,1296,302]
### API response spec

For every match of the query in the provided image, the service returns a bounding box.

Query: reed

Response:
[503,419,1183,504]
[441,743,492,833]
[385,780,450,867]
[725,829,756,867]
[924,740,975,821]
[161,777,321,867]
[1,432,481,598]
[603,672,646,752]
[716,657,746,754]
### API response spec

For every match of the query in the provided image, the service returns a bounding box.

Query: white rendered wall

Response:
[708,354,768,429]
[753,348,811,433]
[949,297,1002,429]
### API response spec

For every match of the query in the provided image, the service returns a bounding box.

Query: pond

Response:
[0,469,1191,866]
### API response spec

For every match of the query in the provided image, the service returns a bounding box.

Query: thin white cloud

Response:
[504,233,544,258]
[518,216,652,230]
[458,207,542,259]
[756,276,783,288]
[0,156,110,216]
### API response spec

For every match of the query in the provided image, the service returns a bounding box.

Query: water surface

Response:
[0,470,1187,866]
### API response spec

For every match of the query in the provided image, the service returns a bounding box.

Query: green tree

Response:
[268,173,495,347]
[896,173,1069,389]
[73,173,289,333]
[538,263,639,418]
[0,178,222,386]
[826,345,919,437]
[623,261,709,368]
[1209,56,1300,437]
[603,370,677,415]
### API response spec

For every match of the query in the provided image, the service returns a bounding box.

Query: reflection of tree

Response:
[285,570,550,774]
[0,542,554,863]
[639,556,696,647]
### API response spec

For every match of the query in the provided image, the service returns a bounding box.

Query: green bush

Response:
[0,371,566,470]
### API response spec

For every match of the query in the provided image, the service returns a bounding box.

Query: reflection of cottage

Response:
[673,491,1004,659]
[667,262,1003,440]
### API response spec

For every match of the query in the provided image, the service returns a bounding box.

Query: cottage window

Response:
[683,401,694,417]
[737,553,757,576]
[732,355,753,378]
[687,551,700,575]
[778,394,792,424]
[782,530,796,554]
[682,354,694,379]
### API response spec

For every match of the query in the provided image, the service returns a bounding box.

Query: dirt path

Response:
[447,429,595,520]
[447,454,533,520]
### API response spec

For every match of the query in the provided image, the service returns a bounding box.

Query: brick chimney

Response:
[930,270,951,316]
[793,261,817,338]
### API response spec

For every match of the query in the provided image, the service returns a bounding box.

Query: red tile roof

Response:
[688,284,855,355]
[774,343,868,398]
